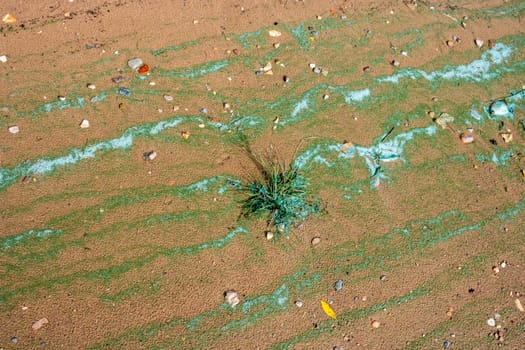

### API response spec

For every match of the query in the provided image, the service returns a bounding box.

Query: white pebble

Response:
[0,55,7,63]
[224,290,240,306]
[311,237,321,246]
[295,300,303,307]
[32,318,49,330]
[144,151,157,161]
[371,320,381,328]
[474,39,484,48]
[268,29,282,37]
[487,318,496,327]
[87,83,96,90]
[8,125,20,134]
[460,133,474,144]
[163,95,174,102]
[127,57,143,71]
[79,119,90,128]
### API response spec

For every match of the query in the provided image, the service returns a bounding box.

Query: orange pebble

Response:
[138,64,150,74]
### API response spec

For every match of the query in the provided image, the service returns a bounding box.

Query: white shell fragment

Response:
[435,113,454,129]
[262,62,272,72]
[80,119,90,128]
[515,298,524,312]
[8,125,20,134]
[460,132,474,144]
[500,131,513,143]
[268,29,282,37]
[224,290,240,307]
[32,318,49,330]
[127,58,143,71]
[143,150,157,161]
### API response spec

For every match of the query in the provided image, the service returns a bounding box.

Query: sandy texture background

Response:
[1,0,524,349]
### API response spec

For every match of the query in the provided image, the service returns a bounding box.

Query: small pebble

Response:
[446,40,455,47]
[79,119,90,128]
[443,340,451,349]
[143,150,157,161]
[474,39,484,48]
[273,42,280,49]
[460,132,474,144]
[334,279,343,291]
[295,300,303,308]
[265,231,274,240]
[363,66,372,73]
[489,100,509,117]
[127,57,143,70]
[312,67,322,74]
[224,290,240,306]
[446,306,454,317]
[283,75,290,83]
[3,13,17,23]
[32,318,49,330]
[391,60,400,67]
[57,95,66,101]
[118,87,131,96]
[268,29,282,37]
[0,54,7,63]
[138,64,150,74]
[8,125,20,134]
[487,318,496,327]
[488,39,495,49]
[112,76,124,84]
[86,83,96,90]
[500,131,513,143]
[311,237,321,246]
[163,95,173,102]
[322,94,329,100]
[371,320,381,328]
[379,274,387,281]
[309,63,316,69]
[199,107,208,114]
[11,337,18,343]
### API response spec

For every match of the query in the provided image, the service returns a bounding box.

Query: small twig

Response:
[443,13,459,22]
[380,127,395,142]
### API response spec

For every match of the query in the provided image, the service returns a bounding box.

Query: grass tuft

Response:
[238,136,320,235]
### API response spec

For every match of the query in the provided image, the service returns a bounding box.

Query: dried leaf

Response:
[320,300,337,319]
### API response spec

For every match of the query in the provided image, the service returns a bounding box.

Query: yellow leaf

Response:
[320,300,337,319]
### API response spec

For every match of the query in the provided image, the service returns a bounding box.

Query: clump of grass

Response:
[238,137,320,235]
